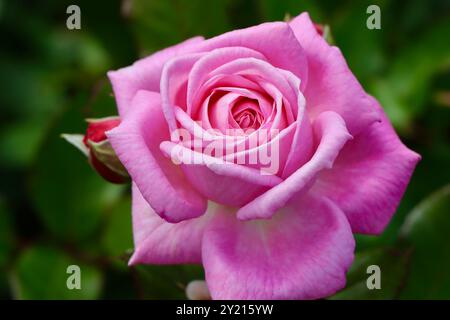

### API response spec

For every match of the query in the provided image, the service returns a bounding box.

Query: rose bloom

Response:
[106,13,420,299]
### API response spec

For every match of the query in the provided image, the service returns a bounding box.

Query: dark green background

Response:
[1,0,449,299]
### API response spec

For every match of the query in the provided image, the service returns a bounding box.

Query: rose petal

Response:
[313,97,421,234]
[280,111,314,178]
[202,194,355,299]
[206,58,300,119]
[275,68,314,178]
[160,52,205,133]
[108,37,204,117]
[129,184,212,265]
[186,46,267,115]
[200,21,308,87]
[289,13,380,135]
[237,111,352,220]
[160,140,282,206]
[173,105,298,177]
[107,90,207,223]
[193,77,286,134]
[173,57,307,176]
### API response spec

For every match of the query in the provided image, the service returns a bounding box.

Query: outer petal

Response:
[129,184,211,265]
[199,21,308,90]
[202,194,355,299]
[110,20,309,118]
[313,97,421,234]
[289,13,380,135]
[160,140,282,206]
[108,37,204,117]
[107,90,207,223]
[237,111,352,220]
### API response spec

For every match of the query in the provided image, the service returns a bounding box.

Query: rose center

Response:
[231,99,263,131]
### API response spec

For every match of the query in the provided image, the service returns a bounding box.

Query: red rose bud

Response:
[62,116,129,184]
[83,117,121,144]
[314,23,334,45]
[314,23,324,36]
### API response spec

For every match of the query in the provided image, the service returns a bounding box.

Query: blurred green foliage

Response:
[0,0,449,299]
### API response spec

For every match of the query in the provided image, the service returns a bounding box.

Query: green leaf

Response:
[78,80,119,118]
[335,185,450,299]
[131,0,231,54]
[370,19,450,132]
[259,0,323,22]
[101,195,133,258]
[0,200,14,268]
[0,61,64,168]
[12,245,102,300]
[45,30,111,77]
[30,103,124,243]
[0,200,14,298]
[61,134,89,157]
[331,246,411,299]
[331,0,386,84]
[135,264,204,299]
[0,120,49,169]
[397,185,450,299]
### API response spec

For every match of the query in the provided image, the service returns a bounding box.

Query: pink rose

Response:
[106,13,420,299]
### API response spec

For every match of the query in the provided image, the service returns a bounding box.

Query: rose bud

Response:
[314,23,334,44]
[62,116,129,184]
[314,23,324,36]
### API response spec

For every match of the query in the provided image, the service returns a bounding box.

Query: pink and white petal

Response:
[107,90,207,223]
[129,184,212,265]
[160,141,282,207]
[276,68,314,178]
[191,74,264,121]
[174,105,296,177]
[281,112,314,178]
[222,122,298,176]
[207,58,300,115]
[110,21,309,119]
[187,46,266,115]
[108,36,204,117]
[160,53,205,133]
[313,97,421,234]
[202,194,355,300]
[237,111,352,220]
[289,13,380,135]
[207,91,241,133]
[199,21,308,90]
